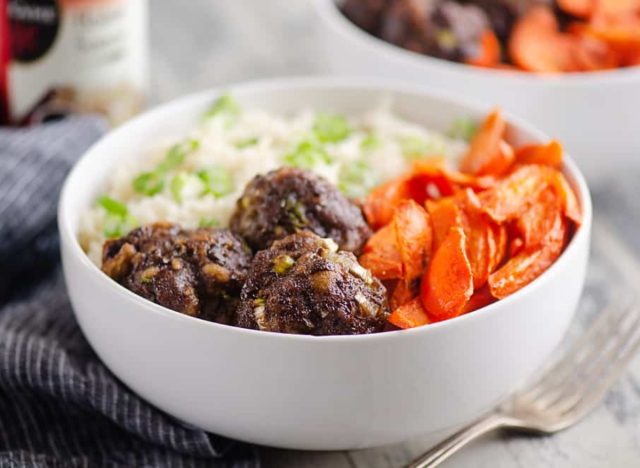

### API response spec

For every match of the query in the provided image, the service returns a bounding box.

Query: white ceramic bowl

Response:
[312,0,640,180]
[59,77,592,450]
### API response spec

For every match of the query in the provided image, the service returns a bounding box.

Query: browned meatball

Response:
[236,232,389,336]
[229,168,372,254]
[102,222,252,324]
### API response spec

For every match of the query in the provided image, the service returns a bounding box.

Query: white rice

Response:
[79,98,469,265]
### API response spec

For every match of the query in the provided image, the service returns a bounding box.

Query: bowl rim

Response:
[58,75,593,343]
[312,0,640,85]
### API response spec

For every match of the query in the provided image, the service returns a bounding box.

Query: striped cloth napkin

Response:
[0,117,259,467]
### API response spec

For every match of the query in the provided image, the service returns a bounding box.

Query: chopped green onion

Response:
[170,173,188,203]
[399,135,446,161]
[236,137,259,149]
[313,113,351,143]
[97,196,135,238]
[198,218,220,228]
[338,160,377,200]
[159,139,200,172]
[360,133,380,152]
[197,165,234,198]
[97,196,128,217]
[284,196,308,230]
[283,140,332,169]
[203,93,240,122]
[272,254,295,275]
[133,171,165,196]
[448,117,478,141]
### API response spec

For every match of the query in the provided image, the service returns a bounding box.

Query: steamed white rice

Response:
[79,97,469,265]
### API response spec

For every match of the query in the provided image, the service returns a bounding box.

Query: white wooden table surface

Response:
[149,2,640,466]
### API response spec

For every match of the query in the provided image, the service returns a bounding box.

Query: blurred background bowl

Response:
[312,0,640,180]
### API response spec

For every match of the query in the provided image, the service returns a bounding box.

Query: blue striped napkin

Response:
[0,117,260,467]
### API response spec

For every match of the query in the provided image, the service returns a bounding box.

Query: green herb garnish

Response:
[399,135,446,161]
[236,137,259,149]
[133,171,165,196]
[97,196,135,238]
[283,140,332,169]
[447,117,478,141]
[360,133,380,152]
[198,218,220,228]
[338,160,377,200]
[159,139,200,172]
[197,165,234,198]
[313,113,351,143]
[203,93,240,123]
[170,173,188,203]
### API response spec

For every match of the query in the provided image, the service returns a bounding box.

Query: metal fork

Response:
[408,296,640,468]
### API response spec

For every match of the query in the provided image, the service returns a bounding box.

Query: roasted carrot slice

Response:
[515,140,564,167]
[510,237,525,257]
[516,189,562,248]
[558,0,595,18]
[466,30,501,67]
[457,189,493,289]
[552,171,583,225]
[488,221,508,274]
[488,207,567,299]
[509,6,579,73]
[426,197,463,251]
[359,224,403,280]
[393,200,432,282]
[459,109,508,176]
[421,227,474,322]
[479,164,550,223]
[363,177,411,230]
[462,286,496,314]
[388,279,418,310]
[388,298,430,329]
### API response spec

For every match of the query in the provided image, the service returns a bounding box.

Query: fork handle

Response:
[406,413,508,468]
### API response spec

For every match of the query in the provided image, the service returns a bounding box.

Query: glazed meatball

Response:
[229,168,372,254]
[236,232,389,335]
[101,222,252,324]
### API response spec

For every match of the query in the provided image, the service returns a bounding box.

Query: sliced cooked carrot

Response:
[363,177,411,230]
[488,207,568,299]
[558,0,596,18]
[388,279,418,311]
[392,200,432,282]
[479,164,550,223]
[509,6,579,73]
[388,298,430,329]
[510,237,525,257]
[516,189,562,248]
[412,159,496,196]
[459,109,508,176]
[359,224,403,280]
[589,7,640,46]
[466,30,501,67]
[488,220,508,273]
[552,171,583,225]
[457,189,493,289]
[515,140,564,167]
[462,286,496,314]
[421,227,474,322]
[426,197,463,251]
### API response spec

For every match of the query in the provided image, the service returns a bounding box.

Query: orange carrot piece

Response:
[426,197,463,251]
[421,227,474,322]
[457,189,494,289]
[388,298,430,329]
[388,279,418,311]
[509,6,579,73]
[552,171,583,225]
[488,220,508,274]
[393,200,433,282]
[459,109,508,176]
[363,177,413,230]
[488,207,567,299]
[516,189,562,248]
[478,164,551,223]
[462,286,497,314]
[467,30,501,67]
[515,140,564,167]
[558,0,596,18]
[510,237,525,257]
[359,224,403,280]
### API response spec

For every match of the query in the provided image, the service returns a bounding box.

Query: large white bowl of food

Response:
[59,77,591,450]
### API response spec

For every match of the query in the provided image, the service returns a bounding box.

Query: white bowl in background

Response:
[312,0,640,180]
[59,77,591,450]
